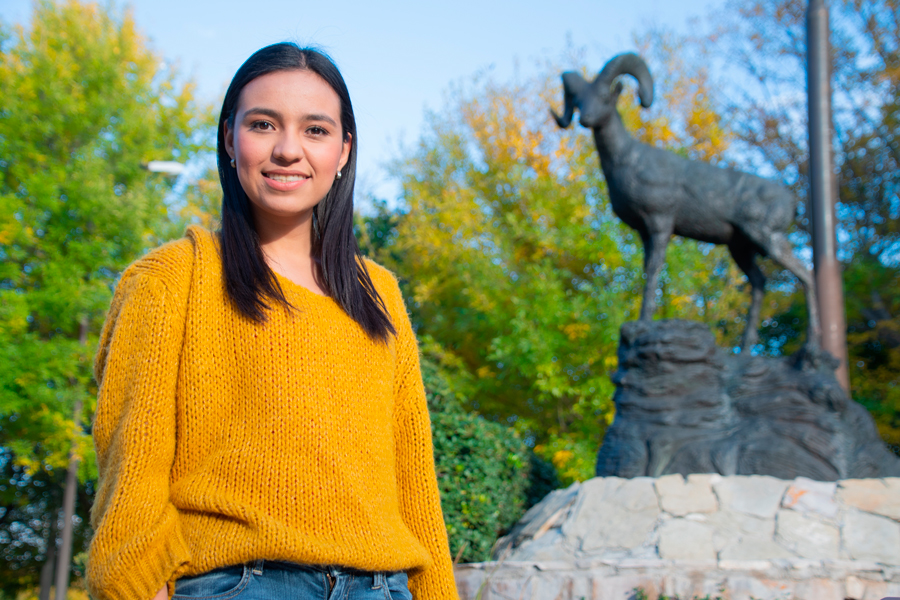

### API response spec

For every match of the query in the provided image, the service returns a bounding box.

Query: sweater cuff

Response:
[88,511,191,600]
[410,564,460,600]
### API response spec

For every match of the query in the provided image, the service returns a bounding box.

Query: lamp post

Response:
[807,0,849,392]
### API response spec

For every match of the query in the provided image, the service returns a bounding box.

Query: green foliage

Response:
[0,0,209,475]
[430,398,529,563]
[0,0,211,592]
[422,352,561,563]
[0,449,93,597]
[355,197,401,261]
[843,257,900,454]
[386,76,636,486]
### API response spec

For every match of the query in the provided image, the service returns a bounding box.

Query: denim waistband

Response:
[250,559,396,577]
[173,559,411,600]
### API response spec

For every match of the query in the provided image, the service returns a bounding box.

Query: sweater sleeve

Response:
[387,281,460,600]
[87,268,191,600]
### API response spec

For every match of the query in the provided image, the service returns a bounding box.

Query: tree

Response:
[0,0,210,593]
[704,0,900,450]
[381,45,750,483]
[0,448,94,598]
[357,205,562,562]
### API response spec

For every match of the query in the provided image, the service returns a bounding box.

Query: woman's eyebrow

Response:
[302,113,338,127]
[242,107,281,120]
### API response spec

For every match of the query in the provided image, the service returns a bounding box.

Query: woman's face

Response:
[224,69,351,226]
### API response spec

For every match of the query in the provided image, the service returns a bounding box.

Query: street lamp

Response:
[143,160,186,175]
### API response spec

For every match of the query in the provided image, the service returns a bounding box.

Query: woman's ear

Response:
[338,132,352,172]
[224,121,235,160]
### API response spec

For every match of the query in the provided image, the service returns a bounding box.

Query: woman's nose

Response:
[272,131,304,163]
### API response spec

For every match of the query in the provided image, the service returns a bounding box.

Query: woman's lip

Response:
[263,173,309,191]
[265,171,308,177]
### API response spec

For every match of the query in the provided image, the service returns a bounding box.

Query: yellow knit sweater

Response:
[87,226,458,600]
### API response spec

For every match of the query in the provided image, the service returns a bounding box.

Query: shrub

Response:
[430,400,530,562]
[422,355,561,563]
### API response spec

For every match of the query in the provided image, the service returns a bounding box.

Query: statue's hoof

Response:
[789,343,839,373]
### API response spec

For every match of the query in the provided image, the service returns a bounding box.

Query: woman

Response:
[87,43,458,600]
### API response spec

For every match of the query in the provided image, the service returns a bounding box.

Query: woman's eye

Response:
[307,126,328,136]
[250,121,274,131]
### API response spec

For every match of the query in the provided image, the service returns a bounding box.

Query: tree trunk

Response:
[39,509,59,600]
[54,400,81,600]
[54,316,89,600]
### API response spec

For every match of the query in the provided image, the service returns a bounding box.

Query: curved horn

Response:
[596,53,654,108]
[551,71,588,128]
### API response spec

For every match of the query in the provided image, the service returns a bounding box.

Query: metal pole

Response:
[807,0,849,392]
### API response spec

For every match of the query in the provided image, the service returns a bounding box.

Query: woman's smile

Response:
[264,170,310,190]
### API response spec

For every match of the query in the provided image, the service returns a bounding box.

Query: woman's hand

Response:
[152,585,168,600]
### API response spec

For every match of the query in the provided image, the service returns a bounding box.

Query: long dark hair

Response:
[217,43,395,341]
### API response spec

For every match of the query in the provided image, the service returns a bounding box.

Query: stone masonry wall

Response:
[456,475,900,600]
[454,559,900,600]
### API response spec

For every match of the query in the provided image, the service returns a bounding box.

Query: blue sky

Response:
[1,0,725,200]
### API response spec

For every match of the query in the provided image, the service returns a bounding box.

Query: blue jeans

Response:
[172,560,412,600]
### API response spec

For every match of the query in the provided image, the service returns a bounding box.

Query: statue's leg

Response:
[729,242,766,352]
[757,233,822,348]
[639,228,672,321]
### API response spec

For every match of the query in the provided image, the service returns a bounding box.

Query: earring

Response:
[230,158,236,168]
[335,170,342,180]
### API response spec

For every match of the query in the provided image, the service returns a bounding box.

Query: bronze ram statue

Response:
[552,52,820,351]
